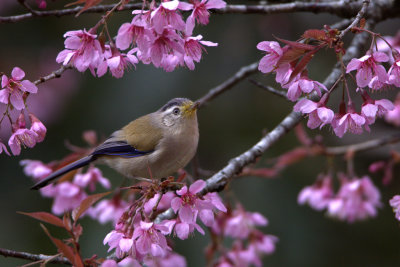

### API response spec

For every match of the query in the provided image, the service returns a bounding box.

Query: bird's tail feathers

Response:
[30,155,94,190]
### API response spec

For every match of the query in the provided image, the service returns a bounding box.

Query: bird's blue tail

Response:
[30,155,94,190]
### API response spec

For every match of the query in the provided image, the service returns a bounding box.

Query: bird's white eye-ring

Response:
[173,107,180,115]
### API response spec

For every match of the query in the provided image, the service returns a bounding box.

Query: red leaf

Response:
[18,211,64,228]
[40,224,76,264]
[65,0,103,16]
[274,36,316,51]
[72,191,110,222]
[277,46,306,66]
[288,47,321,83]
[302,29,326,41]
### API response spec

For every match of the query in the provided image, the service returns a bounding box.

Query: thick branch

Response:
[1,1,397,24]
[0,248,71,265]
[325,132,400,155]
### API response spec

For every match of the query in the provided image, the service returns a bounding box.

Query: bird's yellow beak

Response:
[182,101,198,117]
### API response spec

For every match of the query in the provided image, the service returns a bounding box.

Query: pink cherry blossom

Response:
[116,16,152,51]
[174,218,205,240]
[56,29,103,72]
[389,195,400,221]
[97,47,138,78]
[90,198,129,225]
[29,113,46,142]
[248,231,278,256]
[286,77,327,101]
[144,251,187,267]
[388,59,400,87]
[346,51,389,88]
[361,98,394,125]
[331,109,366,138]
[257,41,284,74]
[0,67,38,110]
[73,166,111,191]
[186,0,226,30]
[384,93,400,126]
[151,0,192,34]
[298,175,334,211]
[0,141,10,156]
[144,192,175,214]
[294,99,334,129]
[51,182,87,215]
[103,230,127,257]
[225,241,261,267]
[132,221,169,257]
[274,63,293,85]
[183,35,217,70]
[327,176,381,223]
[20,159,52,180]
[224,207,268,239]
[8,128,38,155]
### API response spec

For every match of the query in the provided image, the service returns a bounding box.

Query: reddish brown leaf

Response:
[18,211,64,228]
[274,36,316,51]
[40,224,76,264]
[65,0,103,16]
[288,47,321,83]
[74,253,84,267]
[359,18,366,29]
[277,46,306,66]
[72,191,110,222]
[302,29,326,41]
[63,213,72,232]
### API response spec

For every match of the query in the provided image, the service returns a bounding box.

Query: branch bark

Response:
[0,248,71,265]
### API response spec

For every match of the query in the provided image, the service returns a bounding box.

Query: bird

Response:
[31,98,199,190]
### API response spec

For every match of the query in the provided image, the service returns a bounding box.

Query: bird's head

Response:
[159,98,199,128]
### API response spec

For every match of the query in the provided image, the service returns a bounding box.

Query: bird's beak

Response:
[182,101,198,117]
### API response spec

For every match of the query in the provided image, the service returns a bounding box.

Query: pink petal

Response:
[373,51,389,62]
[293,99,317,114]
[346,58,361,73]
[20,80,38,93]
[350,113,366,126]
[171,197,182,213]
[0,89,9,104]
[178,1,193,10]
[2,75,9,88]
[299,79,314,93]
[136,236,151,254]
[205,0,226,9]
[175,222,189,240]
[161,0,180,10]
[10,90,25,110]
[176,185,188,196]
[317,107,334,125]
[11,67,25,80]
[374,64,387,82]
[199,209,214,226]
[189,180,206,194]
[356,67,372,87]
[107,56,121,70]
[179,205,194,223]
[119,238,133,252]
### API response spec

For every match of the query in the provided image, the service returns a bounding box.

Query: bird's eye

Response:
[172,107,180,115]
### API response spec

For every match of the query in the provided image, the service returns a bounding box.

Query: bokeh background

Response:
[1,0,400,266]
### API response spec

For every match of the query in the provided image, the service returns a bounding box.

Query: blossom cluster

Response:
[57,0,225,76]
[298,174,382,223]
[101,179,227,266]
[0,67,45,156]
[211,206,278,267]
[257,32,400,138]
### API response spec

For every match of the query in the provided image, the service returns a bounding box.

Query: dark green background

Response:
[1,1,400,266]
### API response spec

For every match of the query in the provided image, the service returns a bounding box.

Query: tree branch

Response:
[33,64,72,86]
[248,79,288,99]
[324,132,400,156]
[2,1,397,24]
[196,62,259,108]
[338,0,370,39]
[0,248,71,265]
[156,19,373,223]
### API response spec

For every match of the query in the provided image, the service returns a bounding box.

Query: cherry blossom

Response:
[388,59,400,87]
[294,99,334,129]
[183,35,217,70]
[143,251,187,267]
[0,67,38,110]
[132,221,170,257]
[56,29,103,72]
[224,207,268,239]
[29,113,47,142]
[150,0,192,34]
[327,176,381,223]
[384,93,400,126]
[257,41,284,74]
[51,182,87,215]
[186,0,227,30]
[346,51,389,88]
[361,98,394,126]
[90,198,129,225]
[331,107,366,138]
[20,159,52,180]
[116,16,152,51]
[97,47,138,78]
[298,175,334,211]
[389,195,400,221]
[8,128,38,155]
[286,77,327,101]
[74,166,111,191]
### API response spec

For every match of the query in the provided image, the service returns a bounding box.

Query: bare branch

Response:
[3,1,397,24]
[196,62,258,108]
[325,132,400,156]
[338,0,370,39]
[33,64,72,86]
[248,79,288,99]
[0,248,71,265]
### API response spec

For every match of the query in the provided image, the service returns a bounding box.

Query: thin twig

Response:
[33,64,72,86]
[248,79,288,99]
[196,62,259,108]
[324,132,400,156]
[0,248,71,265]
[338,0,370,39]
